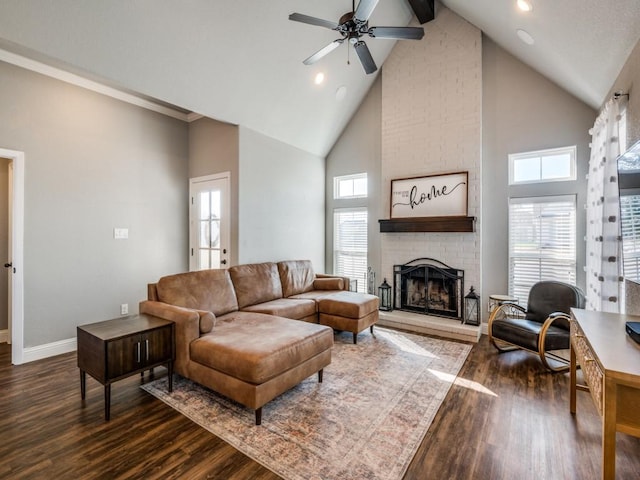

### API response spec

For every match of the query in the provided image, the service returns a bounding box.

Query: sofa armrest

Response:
[313,277,345,291]
[139,300,200,375]
[316,274,350,291]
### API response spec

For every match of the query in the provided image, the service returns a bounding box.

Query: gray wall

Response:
[238,126,325,271]
[0,158,8,330]
[188,117,240,266]
[325,75,382,280]
[0,60,189,347]
[608,36,640,146]
[482,36,596,317]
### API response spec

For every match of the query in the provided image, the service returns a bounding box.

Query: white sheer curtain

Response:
[585,98,624,312]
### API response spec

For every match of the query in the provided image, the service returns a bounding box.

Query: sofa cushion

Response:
[190,312,333,384]
[229,262,283,309]
[277,260,316,298]
[317,291,379,319]
[289,290,345,301]
[156,269,239,317]
[240,298,316,320]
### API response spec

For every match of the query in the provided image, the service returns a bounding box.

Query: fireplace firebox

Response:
[393,258,464,320]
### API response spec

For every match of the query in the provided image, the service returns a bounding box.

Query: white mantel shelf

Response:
[378,310,481,343]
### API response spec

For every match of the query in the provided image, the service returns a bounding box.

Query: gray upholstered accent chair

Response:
[487,281,586,372]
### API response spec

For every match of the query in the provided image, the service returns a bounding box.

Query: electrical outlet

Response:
[120,303,128,315]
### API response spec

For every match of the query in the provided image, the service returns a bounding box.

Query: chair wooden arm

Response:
[538,312,571,372]
[487,302,526,351]
[488,302,525,327]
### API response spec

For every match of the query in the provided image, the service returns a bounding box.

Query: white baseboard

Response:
[0,329,8,343]
[22,337,77,363]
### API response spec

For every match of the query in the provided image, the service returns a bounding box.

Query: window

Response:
[334,208,367,292]
[509,146,576,185]
[620,194,640,282]
[508,195,577,303]
[334,173,367,199]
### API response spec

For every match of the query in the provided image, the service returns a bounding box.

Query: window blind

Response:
[620,194,640,282]
[334,208,367,293]
[508,195,576,304]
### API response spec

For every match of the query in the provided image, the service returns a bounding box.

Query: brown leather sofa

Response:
[139,260,378,424]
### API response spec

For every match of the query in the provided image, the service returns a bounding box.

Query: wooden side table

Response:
[77,314,175,420]
[488,294,518,313]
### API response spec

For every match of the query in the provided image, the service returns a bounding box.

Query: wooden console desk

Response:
[570,308,640,479]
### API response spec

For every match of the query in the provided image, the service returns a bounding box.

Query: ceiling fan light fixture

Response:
[517,0,533,12]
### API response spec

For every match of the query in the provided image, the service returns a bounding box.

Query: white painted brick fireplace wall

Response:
[380,6,482,304]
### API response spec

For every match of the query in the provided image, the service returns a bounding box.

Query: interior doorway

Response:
[0,148,25,365]
[1,157,9,343]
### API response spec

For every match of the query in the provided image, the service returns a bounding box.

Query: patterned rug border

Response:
[142,327,472,480]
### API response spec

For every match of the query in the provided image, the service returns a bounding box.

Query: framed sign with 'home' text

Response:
[390,171,468,219]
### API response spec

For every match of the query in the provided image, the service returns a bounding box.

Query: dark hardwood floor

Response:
[1,334,639,479]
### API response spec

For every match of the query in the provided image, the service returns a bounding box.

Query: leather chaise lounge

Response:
[140,260,379,424]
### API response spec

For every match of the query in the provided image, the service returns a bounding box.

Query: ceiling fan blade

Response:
[368,26,424,40]
[354,0,379,22]
[303,40,344,65]
[289,12,338,30]
[353,41,377,74]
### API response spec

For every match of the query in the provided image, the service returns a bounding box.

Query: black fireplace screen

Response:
[393,258,464,320]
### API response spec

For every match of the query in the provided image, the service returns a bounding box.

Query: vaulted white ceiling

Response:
[0,1,639,157]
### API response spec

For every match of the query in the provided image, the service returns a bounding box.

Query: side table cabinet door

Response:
[106,335,140,379]
[143,327,172,366]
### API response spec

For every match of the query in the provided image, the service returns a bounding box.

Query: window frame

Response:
[508,194,577,304]
[333,207,368,293]
[333,173,368,200]
[508,146,577,186]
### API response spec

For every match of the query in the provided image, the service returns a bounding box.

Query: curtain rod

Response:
[613,91,629,100]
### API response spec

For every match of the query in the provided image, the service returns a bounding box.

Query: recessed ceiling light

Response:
[516,29,535,45]
[517,0,533,12]
[314,72,325,85]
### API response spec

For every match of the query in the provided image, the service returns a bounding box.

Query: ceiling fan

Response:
[289,0,425,75]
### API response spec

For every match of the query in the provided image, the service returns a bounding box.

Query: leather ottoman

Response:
[317,291,379,344]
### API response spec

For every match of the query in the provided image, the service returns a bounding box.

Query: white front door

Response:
[189,173,230,270]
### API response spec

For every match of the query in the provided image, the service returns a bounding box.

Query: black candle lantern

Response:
[464,286,480,325]
[378,278,392,311]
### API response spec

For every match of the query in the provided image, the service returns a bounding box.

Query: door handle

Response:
[4,263,11,268]
[221,259,227,265]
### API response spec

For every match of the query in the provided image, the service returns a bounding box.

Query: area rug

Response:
[141,327,472,480]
